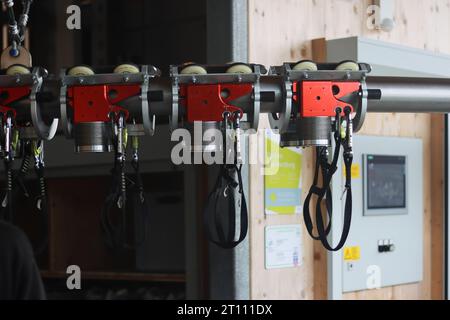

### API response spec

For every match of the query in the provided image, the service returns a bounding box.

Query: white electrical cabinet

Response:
[336,135,423,292]
[324,36,447,299]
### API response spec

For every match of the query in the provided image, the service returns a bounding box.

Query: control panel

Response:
[338,135,423,292]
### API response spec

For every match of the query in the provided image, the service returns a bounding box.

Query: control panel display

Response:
[364,155,407,216]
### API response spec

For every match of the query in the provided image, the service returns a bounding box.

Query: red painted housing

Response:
[180,83,252,122]
[294,81,361,117]
[67,84,141,123]
[0,86,31,120]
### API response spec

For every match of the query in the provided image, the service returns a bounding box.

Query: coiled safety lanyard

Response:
[204,111,248,249]
[303,107,353,251]
[101,114,149,250]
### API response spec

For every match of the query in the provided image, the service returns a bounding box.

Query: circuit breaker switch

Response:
[378,239,395,253]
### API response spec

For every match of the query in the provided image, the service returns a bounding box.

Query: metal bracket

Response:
[246,64,261,130]
[170,66,180,131]
[59,69,73,138]
[353,79,368,132]
[30,67,58,140]
[140,65,155,136]
[268,79,292,133]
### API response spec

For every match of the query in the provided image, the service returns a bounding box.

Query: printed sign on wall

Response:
[264,129,303,215]
[265,225,302,269]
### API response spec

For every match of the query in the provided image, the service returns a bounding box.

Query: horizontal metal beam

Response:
[15,75,450,134]
[367,76,450,113]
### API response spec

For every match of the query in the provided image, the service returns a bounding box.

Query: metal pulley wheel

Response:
[225,63,253,74]
[66,65,95,76]
[113,63,140,74]
[180,63,208,75]
[226,62,260,129]
[336,60,360,71]
[292,60,318,71]
[5,63,31,75]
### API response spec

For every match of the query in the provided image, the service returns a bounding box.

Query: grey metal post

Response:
[206,0,250,300]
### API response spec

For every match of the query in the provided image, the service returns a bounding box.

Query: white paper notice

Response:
[265,225,302,269]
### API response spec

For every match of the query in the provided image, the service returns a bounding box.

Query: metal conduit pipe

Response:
[367,76,450,113]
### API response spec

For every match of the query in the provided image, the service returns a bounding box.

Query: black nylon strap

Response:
[303,109,354,251]
[204,164,248,249]
[100,145,149,251]
[204,112,248,249]
[315,151,352,251]
[303,144,340,240]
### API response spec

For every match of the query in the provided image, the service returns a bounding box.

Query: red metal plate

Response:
[68,84,140,123]
[298,81,360,117]
[181,83,252,122]
[0,86,31,119]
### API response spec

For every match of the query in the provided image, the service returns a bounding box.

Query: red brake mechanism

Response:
[68,84,141,123]
[0,86,31,120]
[181,83,253,122]
[293,81,361,117]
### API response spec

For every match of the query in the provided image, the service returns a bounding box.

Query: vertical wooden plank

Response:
[249,116,315,299]
[431,114,445,300]
[311,38,327,63]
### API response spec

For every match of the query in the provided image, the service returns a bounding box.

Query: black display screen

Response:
[366,155,406,209]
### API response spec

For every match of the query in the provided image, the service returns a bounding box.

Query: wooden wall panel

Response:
[249,127,315,299]
[248,0,447,300]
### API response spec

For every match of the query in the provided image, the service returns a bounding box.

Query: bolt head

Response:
[9,48,19,58]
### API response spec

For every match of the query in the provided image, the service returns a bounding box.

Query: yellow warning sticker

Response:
[343,163,361,179]
[343,246,361,261]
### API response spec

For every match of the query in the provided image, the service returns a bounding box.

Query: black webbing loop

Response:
[100,126,149,251]
[303,108,354,251]
[204,164,248,249]
[303,110,342,241]
[303,147,334,240]
[204,112,248,249]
